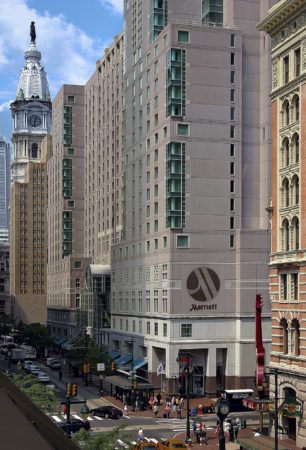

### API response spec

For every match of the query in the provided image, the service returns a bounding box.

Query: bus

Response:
[223,389,254,412]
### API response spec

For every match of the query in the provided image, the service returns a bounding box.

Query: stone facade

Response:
[259,0,306,446]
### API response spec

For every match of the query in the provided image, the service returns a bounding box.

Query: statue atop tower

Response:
[30,21,36,43]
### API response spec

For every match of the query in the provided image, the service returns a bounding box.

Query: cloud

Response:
[0,100,12,112]
[100,0,123,15]
[0,0,109,97]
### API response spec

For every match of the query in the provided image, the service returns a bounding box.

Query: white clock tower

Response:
[11,22,52,182]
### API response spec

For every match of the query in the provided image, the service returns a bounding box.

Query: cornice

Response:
[258,0,305,35]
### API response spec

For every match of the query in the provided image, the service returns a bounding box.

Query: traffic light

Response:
[111,361,117,371]
[66,382,71,397]
[71,384,78,397]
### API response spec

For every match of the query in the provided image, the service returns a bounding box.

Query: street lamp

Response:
[215,397,230,450]
[80,402,90,419]
[126,340,135,412]
[177,352,192,444]
[172,375,176,395]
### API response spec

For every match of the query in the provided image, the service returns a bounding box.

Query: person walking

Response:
[123,404,128,417]
[165,404,171,419]
[176,405,182,419]
[153,404,159,418]
[199,424,208,446]
[156,392,161,405]
[137,427,144,441]
[234,418,241,440]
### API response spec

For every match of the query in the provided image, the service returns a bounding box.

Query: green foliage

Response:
[12,373,60,414]
[66,335,110,374]
[71,426,134,450]
[0,313,14,335]
[19,323,52,350]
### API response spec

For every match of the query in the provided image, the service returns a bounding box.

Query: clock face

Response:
[220,403,230,415]
[28,114,42,128]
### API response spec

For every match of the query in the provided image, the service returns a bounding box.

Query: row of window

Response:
[280,216,299,252]
[112,318,192,338]
[279,318,300,357]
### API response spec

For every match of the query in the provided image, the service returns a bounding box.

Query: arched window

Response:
[292,216,299,250]
[282,178,289,207]
[282,218,290,251]
[282,137,290,167]
[282,100,290,126]
[31,143,38,158]
[292,133,299,164]
[292,175,299,205]
[280,318,288,354]
[292,95,300,121]
[290,319,300,356]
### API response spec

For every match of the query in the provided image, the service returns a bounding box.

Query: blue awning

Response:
[109,350,120,360]
[53,336,67,345]
[116,354,132,367]
[133,358,147,371]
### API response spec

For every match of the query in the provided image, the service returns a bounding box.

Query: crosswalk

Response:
[50,413,132,423]
[155,418,215,433]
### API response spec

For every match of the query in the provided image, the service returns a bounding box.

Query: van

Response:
[46,357,56,367]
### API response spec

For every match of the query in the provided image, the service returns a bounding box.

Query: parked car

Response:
[90,406,123,419]
[36,371,50,383]
[49,359,61,370]
[46,357,56,367]
[57,419,90,434]
[28,365,41,375]
[23,360,33,370]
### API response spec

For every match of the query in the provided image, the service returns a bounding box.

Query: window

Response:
[230,144,235,157]
[146,321,151,334]
[68,200,75,208]
[154,322,158,336]
[230,71,235,83]
[230,217,234,230]
[283,56,289,84]
[280,318,288,354]
[282,219,289,251]
[230,53,235,65]
[155,44,159,57]
[280,274,288,300]
[230,235,235,248]
[295,48,301,77]
[163,323,167,337]
[181,324,192,337]
[230,180,234,193]
[230,34,235,47]
[177,123,189,136]
[177,235,189,248]
[163,236,167,248]
[291,273,299,300]
[74,261,81,269]
[230,107,235,121]
[230,89,235,102]
[68,148,75,155]
[75,293,80,308]
[67,95,75,102]
[230,198,235,211]
[230,126,235,138]
[230,162,235,175]
[178,30,189,43]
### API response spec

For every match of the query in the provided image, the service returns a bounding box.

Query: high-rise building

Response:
[82,34,124,339]
[106,0,276,394]
[258,0,306,445]
[0,135,10,244]
[10,23,51,323]
[47,85,90,338]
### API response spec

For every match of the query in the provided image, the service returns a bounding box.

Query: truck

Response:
[20,345,37,359]
[10,347,26,362]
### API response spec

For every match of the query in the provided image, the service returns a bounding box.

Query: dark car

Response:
[90,406,123,419]
[57,419,90,434]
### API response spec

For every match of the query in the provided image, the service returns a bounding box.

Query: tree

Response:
[66,335,110,374]
[19,323,52,356]
[72,426,134,450]
[12,373,60,414]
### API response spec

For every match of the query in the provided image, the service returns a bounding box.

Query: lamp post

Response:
[185,353,191,444]
[172,375,176,395]
[95,329,105,394]
[215,397,230,450]
[126,340,135,412]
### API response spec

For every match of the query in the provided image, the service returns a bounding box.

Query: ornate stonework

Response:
[272,60,278,88]
[271,11,306,49]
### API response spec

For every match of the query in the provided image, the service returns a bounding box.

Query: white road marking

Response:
[72,414,84,421]
[86,416,94,421]
[93,415,104,421]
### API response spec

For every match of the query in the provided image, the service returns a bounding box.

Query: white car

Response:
[29,365,40,375]
[23,360,34,371]
[36,371,50,383]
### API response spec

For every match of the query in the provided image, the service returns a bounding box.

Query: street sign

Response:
[97,363,105,372]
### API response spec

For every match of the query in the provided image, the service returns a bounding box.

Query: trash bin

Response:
[240,419,246,429]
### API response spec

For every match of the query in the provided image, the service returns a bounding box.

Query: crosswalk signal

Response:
[111,361,117,371]
[66,382,71,397]
[71,383,78,397]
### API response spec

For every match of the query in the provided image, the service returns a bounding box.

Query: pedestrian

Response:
[179,397,184,410]
[176,405,182,419]
[215,420,221,437]
[199,424,208,446]
[165,404,171,419]
[156,392,161,405]
[192,420,197,435]
[149,396,154,410]
[137,427,144,441]
[58,369,62,381]
[123,404,128,417]
[153,404,158,417]
[234,418,240,440]
[229,423,235,442]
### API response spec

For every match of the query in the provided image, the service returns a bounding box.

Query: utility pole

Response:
[185,352,191,444]
[274,369,279,450]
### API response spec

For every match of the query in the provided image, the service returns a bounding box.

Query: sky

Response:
[0,0,124,142]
